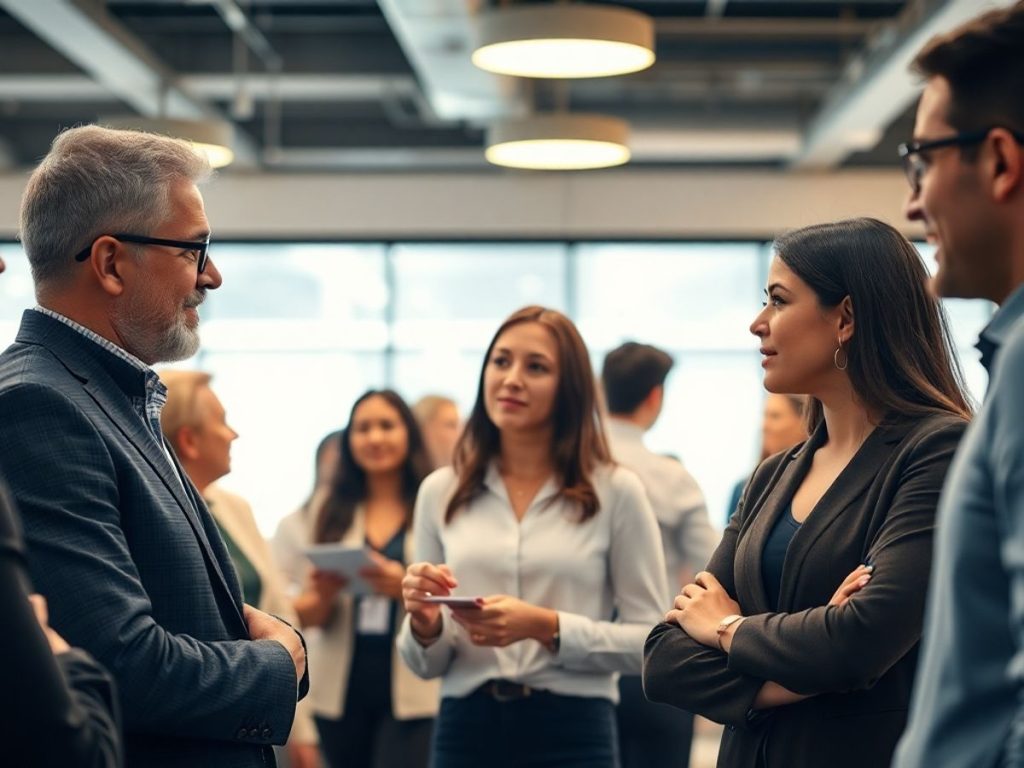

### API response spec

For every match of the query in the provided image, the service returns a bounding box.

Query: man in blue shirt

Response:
[894,4,1024,766]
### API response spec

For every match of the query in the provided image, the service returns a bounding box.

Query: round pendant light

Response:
[486,114,630,171]
[100,117,236,168]
[472,4,655,79]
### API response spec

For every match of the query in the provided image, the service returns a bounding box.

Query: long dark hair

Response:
[773,218,972,431]
[314,390,431,543]
[446,305,611,523]
[299,429,343,516]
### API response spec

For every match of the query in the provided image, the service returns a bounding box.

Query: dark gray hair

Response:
[19,124,212,291]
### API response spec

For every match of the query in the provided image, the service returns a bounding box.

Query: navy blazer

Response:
[644,412,965,768]
[0,310,308,768]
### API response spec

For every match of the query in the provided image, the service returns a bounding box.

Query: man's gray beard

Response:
[112,295,201,365]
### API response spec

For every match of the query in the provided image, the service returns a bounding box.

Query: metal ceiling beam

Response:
[0,0,259,166]
[205,0,283,72]
[658,17,879,39]
[793,0,1017,169]
[0,73,420,102]
[705,0,729,19]
[375,0,527,124]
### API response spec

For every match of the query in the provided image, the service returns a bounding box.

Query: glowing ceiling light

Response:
[472,4,655,79]
[486,114,630,171]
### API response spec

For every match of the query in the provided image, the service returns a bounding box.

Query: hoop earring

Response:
[834,336,849,371]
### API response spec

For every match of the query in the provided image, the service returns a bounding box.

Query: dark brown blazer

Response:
[643,412,965,768]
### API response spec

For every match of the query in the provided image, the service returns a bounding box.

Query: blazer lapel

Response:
[735,427,826,615]
[20,313,246,631]
[777,420,912,610]
[81,378,247,628]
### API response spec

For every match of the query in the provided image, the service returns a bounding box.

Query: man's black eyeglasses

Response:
[74,233,211,274]
[898,127,1024,195]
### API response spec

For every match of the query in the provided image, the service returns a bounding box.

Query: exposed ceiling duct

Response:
[375,0,528,124]
[0,0,259,166]
[793,0,1018,169]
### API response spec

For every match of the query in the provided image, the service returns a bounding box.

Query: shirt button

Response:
[237,728,248,740]
[261,728,272,739]
[248,728,260,738]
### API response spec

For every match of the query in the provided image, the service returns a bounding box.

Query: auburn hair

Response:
[445,306,611,523]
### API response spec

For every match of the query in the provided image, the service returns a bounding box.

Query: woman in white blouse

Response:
[398,305,667,768]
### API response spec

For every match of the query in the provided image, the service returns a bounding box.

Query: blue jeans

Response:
[432,686,620,768]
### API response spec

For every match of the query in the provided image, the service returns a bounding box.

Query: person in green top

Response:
[158,368,321,768]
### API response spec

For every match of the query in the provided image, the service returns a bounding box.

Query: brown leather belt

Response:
[477,680,534,702]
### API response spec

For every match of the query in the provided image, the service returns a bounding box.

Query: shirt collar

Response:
[31,306,166,402]
[483,459,560,508]
[976,283,1024,372]
[605,417,646,444]
[33,306,151,373]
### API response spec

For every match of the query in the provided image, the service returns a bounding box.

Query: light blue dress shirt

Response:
[895,283,1024,768]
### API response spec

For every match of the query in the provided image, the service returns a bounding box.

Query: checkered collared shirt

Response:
[32,306,169,448]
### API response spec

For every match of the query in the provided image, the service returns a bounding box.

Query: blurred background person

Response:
[274,430,344,595]
[292,390,438,768]
[601,341,717,768]
[412,395,461,470]
[399,306,666,768]
[727,394,809,517]
[159,369,320,768]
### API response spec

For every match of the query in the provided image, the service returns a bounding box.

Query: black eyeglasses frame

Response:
[897,127,1024,194]
[73,233,211,274]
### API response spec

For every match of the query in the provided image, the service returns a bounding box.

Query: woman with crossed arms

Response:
[643,218,971,767]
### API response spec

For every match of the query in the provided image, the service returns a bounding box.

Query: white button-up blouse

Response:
[396,461,668,703]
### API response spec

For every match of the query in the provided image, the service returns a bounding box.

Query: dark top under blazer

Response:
[0,311,309,768]
[0,480,122,767]
[643,413,965,768]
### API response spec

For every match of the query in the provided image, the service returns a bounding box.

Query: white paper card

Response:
[357,596,391,635]
[302,544,375,595]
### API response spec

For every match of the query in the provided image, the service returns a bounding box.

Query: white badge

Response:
[357,595,392,635]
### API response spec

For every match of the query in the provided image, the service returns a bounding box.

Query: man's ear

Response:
[988,127,1023,203]
[87,236,128,297]
[838,296,855,343]
[174,426,200,462]
[645,384,664,413]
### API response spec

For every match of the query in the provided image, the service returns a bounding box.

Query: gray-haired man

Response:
[0,126,307,768]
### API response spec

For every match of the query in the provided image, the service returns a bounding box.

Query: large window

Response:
[0,240,993,536]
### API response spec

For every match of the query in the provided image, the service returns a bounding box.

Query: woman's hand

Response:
[665,571,742,649]
[359,551,405,600]
[829,564,873,607]
[450,595,558,649]
[29,594,71,655]
[402,561,458,644]
[293,570,347,628]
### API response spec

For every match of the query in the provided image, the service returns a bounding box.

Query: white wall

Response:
[0,169,922,240]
